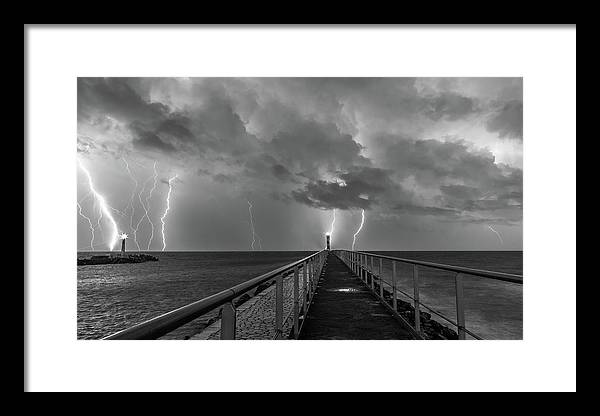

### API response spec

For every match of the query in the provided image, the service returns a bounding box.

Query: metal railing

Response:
[334,250,523,340]
[103,250,328,340]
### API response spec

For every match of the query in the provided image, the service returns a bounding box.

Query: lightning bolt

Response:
[132,164,158,251]
[160,175,178,251]
[352,209,365,251]
[132,178,149,250]
[77,198,95,251]
[134,176,151,249]
[108,206,128,217]
[78,161,120,251]
[122,158,141,250]
[326,209,336,247]
[145,161,159,250]
[487,225,504,245]
[247,200,261,250]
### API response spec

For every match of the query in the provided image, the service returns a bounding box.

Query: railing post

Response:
[275,274,283,339]
[314,256,318,292]
[379,257,384,299]
[455,273,466,340]
[362,254,366,282]
[369,257,375,290]
[413,265,421,334]
[310,259,315,294]
[307,259,312,297]
[392,261,398,311]
[360,254,364,281]
[293,265,300,339]
[220,302,236,340]
[302,261,308,315]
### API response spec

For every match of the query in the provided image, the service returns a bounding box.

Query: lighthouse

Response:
[326,234,331,251]
[119,233,128,254]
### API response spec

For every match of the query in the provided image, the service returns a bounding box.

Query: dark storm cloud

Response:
[239,153,299,183]
[424,92,477,121]
[267,119,368,176]
[439,184,482,200]
[78,77,264,161]
[187,90,258,155]
[156,116,194,141]
[378,136,516,187]
[291,166,401,210]
[284,78,480,123]
[130,123,176,153]
[375,136,522,217]
[271,164,294,182]
[78,78,169,124]
[486,100,523,139]
[394,204,461,217]
[213,173,236,184]
[439,183,522,213]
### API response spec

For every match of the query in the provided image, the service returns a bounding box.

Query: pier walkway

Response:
[300,253,414,340]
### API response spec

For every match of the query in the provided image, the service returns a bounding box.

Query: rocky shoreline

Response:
[186,278,280,338]
[372,278,459,340]
[77,253,159,266]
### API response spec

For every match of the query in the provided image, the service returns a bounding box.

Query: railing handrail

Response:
[103,250,327,340]
[347,250,522,284]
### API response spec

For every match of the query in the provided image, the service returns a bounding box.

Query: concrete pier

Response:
[300,253,414,340]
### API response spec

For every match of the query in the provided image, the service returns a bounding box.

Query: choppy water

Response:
[77,251,522,340]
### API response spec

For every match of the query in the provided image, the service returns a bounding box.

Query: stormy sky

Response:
[77,77,523,251]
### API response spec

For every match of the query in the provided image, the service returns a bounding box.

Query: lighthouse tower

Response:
[326,234,331,251]
[119,233,128,255]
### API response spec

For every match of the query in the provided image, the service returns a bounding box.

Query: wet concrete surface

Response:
[299,253,414,340]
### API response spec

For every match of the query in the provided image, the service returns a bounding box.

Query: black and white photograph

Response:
[76,77,523,341]
[25,25,576,392]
